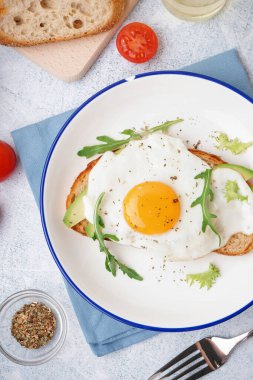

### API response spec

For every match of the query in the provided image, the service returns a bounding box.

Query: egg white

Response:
[83,134,253,260]
[210,168,253,239]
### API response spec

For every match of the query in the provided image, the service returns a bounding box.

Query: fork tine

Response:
[185,366,213,380]
[148,344,197,380]
[157,352,202,379]
[160,359,206,380]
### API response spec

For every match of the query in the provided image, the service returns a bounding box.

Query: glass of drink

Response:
[162,0,227,20]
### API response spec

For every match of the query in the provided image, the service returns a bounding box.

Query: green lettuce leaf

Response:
[213,132,253,155]
[186,263,221,290]
[224,180,248,203]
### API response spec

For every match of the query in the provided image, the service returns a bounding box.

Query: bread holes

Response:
[14,16,22,25]
[1,0,125,46]
[73,19,83,29]
[40,0,51,9]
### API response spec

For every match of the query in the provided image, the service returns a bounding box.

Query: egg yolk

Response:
[123,181,180,235]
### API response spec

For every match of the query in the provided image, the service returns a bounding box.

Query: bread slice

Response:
[66,157,100,235]
[66,149,253,256]
[0,0,125,46]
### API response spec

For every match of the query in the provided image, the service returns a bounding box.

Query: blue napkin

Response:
[12,49,253,357]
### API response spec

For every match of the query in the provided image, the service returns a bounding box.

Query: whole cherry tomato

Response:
[0,141,17,181]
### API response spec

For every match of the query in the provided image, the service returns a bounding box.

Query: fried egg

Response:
[83,134,253,260]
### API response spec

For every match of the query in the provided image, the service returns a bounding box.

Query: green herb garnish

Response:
[191,169,221,245]
[224,180,248,203]
[103,234,120,241]
[186,263,221,290]
[213,132,253,155]
[77,119,183,158]
[85,221,119,242]
[93,192,143,281]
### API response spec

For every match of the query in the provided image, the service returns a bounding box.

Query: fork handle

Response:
[231,330,253,350]
[239,330,253,342]
[212,329,253,356]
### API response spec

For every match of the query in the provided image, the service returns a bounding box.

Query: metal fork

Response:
[148,330,253,380]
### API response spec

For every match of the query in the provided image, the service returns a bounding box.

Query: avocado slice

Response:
[215,163,253,181]
[85,222,95,238]
[63,189,87,228]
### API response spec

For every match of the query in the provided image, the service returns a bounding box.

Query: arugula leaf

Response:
[117,262,144,281]
[105,256,111,273]
[107,254,117,277]
[86,222,120,242]
[77,119,183,158]
[121,129,141,137]
[186,263,221,290]
[213,132,253,155]
[94,193,143,281]
[103,234,120,242]
[96,136,116,143]
[224,180,248,203]
[79,137,129,159]
[191,169,221,245]
[97,215,105,228]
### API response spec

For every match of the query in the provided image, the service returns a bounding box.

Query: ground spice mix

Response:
[11,302,56,349]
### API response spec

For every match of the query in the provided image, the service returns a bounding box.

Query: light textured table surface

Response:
[1,1,253,379]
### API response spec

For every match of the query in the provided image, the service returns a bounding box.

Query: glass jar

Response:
[0,290,67,365]
[162,0,227,21]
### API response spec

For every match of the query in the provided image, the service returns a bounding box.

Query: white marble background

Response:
[1,0,253,379]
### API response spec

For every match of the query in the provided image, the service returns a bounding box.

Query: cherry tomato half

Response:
[0,141,16,181]
[116,22,158,64]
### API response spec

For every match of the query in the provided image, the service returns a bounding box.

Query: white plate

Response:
[41,72,253,331]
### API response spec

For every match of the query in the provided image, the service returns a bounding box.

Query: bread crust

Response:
[0,0,125,47]
[66,148,253,256]
[188,149,226,166]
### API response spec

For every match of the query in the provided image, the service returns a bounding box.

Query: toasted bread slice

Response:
[66,149,253,256]
[66,157,100,235]
[0,0,125,47]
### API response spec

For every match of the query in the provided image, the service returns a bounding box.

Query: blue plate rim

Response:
[40,70,253,332]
